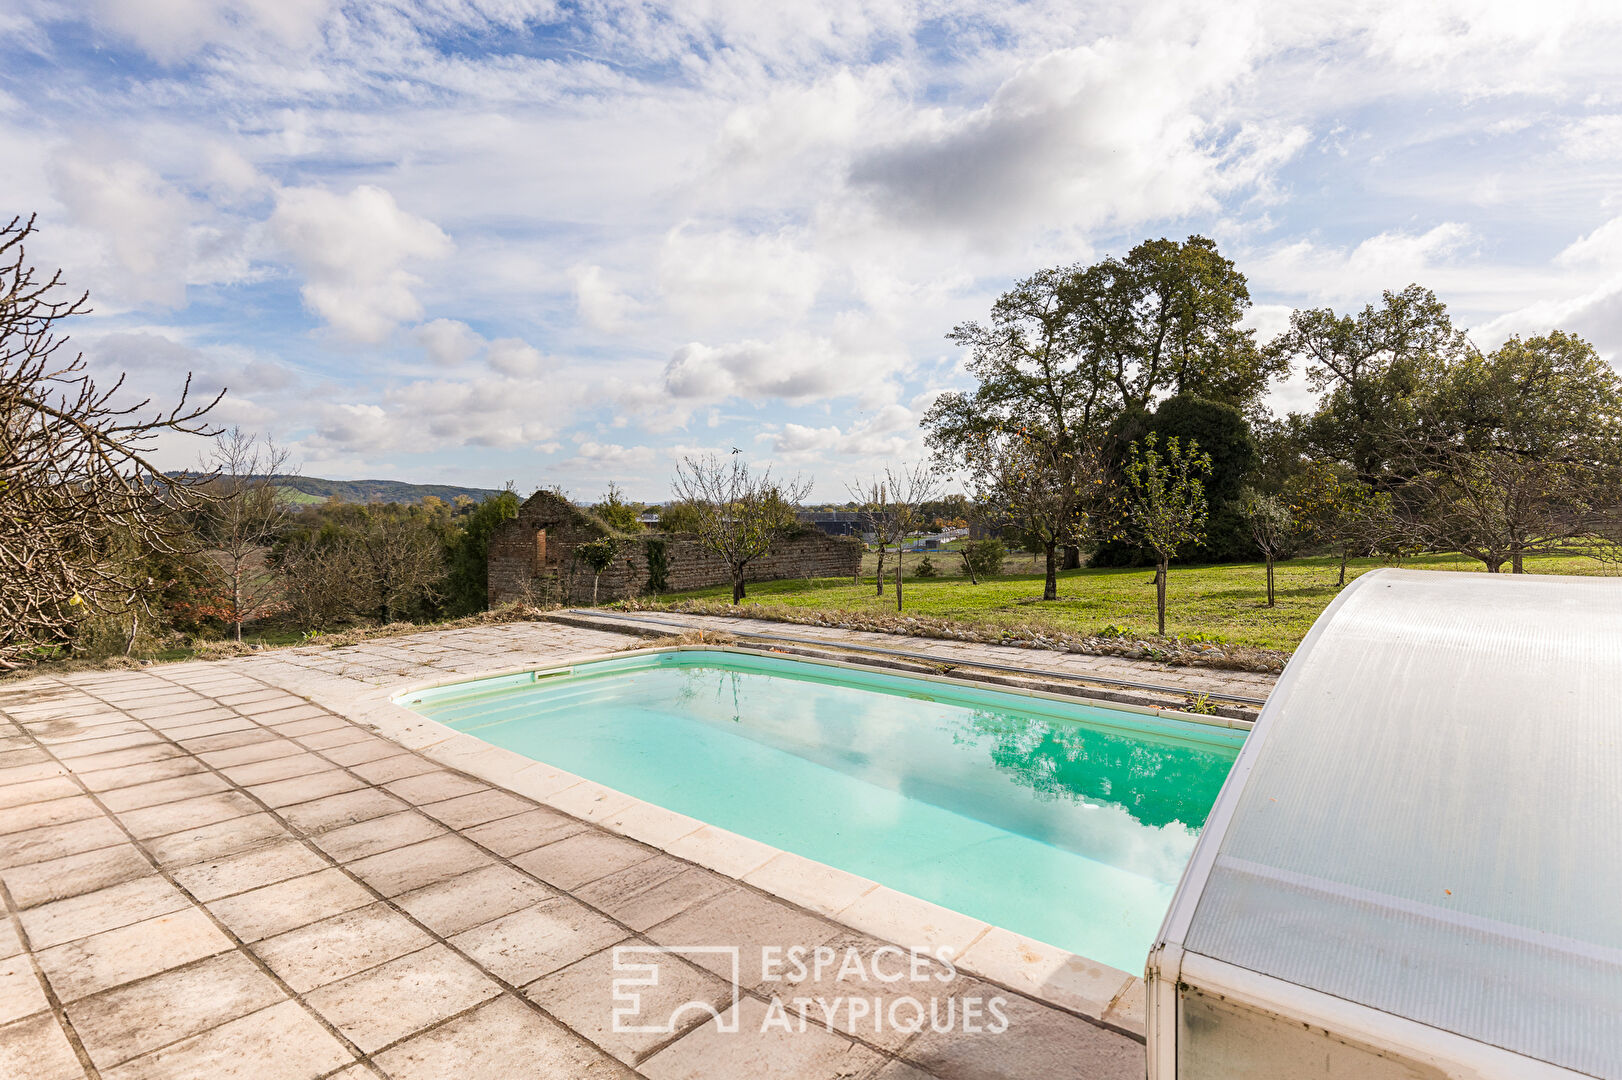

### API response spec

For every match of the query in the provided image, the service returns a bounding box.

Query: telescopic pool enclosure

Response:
[1147,568,1622,1079]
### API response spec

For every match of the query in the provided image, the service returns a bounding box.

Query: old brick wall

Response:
[488,491,862,605]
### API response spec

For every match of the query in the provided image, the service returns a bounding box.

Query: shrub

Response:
[915,556,939,578]
[963,539,1006,580]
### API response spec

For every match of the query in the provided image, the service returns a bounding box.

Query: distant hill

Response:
[167,472,505,505]
[269,476,504,505]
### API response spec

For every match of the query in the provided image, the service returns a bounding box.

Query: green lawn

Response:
[654,550,1609,652]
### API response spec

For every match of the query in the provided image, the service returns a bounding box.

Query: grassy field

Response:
[657,549,1609,651]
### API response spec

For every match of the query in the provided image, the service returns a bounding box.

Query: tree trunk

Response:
[1511,546,1524,573]
[591,573,600,604]
[125,610,139,657]
[874,546,887,596]
[1265,554,1276,607]
[895,549,904,611]
[732,572,746,603]
[1337,548,1348,587]
[1042,542,1058,601]
[233,562,243,642]
[1157,558,1169,635]
[1061,545,1081,570]
[1484,558,1502,573]
[959,550,978,585]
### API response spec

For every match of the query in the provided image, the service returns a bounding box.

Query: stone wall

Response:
[488,490,863,606]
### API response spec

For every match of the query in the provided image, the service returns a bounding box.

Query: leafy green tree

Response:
[574,535,622,604]
[970,427,1104,601]
[1269,284,1469,488]
[656,500,704,533]
[591,483,644,533]
[1119,433,1211,635]
[1065,235,1281,412]
[960,538,1006,583]
[1408,331,1622,571]
[1285,463,1400,586]
[443,488,519,613]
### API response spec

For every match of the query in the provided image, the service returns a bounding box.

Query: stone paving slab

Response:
[0,620,1147,1079]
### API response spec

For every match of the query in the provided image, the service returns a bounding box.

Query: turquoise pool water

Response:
[400,651,1244,972]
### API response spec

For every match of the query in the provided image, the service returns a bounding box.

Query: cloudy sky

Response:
[4,1,1622,501]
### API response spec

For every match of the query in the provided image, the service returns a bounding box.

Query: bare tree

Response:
[671,454,811,603]
[345,510,447,623]
[276,539,360,629]
[0,214,220,668]
[847,477,892,597]
[877,462,942,612]
[1237,487,1292,607]
[199,427,293,641]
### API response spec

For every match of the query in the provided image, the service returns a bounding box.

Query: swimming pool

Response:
[399,650,1244,972]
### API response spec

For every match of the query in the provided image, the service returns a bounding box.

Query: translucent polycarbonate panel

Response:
[1178,987,1438,1080]
[1183,569,1622,1077]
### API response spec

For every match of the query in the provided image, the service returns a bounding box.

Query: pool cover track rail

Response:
[562,608,1271,708]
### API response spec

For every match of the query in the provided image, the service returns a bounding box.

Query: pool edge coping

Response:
[311,642,1244,1040]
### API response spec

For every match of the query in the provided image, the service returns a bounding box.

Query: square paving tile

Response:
[646,889,844,991]
[309,811,445,862]
[764,930,971,1052]
[100,998,353,1080]
[574,856,733,933]
[525,944,735,1065]
[448,897,624,985]
[21,876,189,950]
[98,773,230,813]
[0,951,49,1025]
[0,1011,83,1080]
[218,752,333,787]
[78,757,206,793]
[640,996,883,1080]
[511,830,658,891]
[65,951,286,1071]
[145,813,288,868]
[345,834,492,896]
[385,770,488,805]
[462,807,584,856]
[197,738,304,770]
[246,768,366,809]
[206,867,373,942]
[304,944,502,1053]
[280,789,408,834]
[0,795,103,837]
[899,982,1143,1080]
[0,816,127,870]
[374,994,633,1080]
[0,844,153,909]
[35,906,233,1001]
[321,737,403,767]
[420,789,533,830]
[349,753,437,785]
[0,775,81,811]
[252,901,433,993]
[118,791,259,840]
[170,840,330,901]
[395,865,554,937]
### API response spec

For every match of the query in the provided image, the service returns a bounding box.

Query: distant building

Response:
[796,510,865,537]
[488,490,862,605]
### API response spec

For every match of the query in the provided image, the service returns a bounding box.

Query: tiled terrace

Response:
[0,618,1270,1080]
